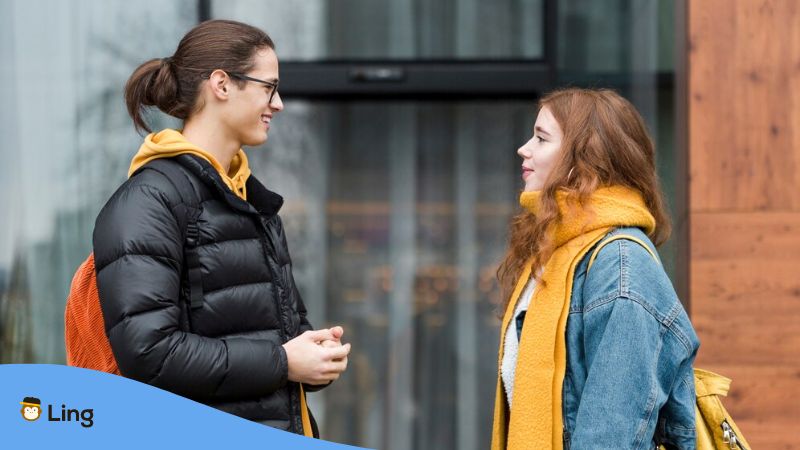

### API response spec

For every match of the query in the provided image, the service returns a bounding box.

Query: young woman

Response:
[492,88,699,449]
[93,20,349,437]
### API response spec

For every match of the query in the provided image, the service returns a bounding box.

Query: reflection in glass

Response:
[0,0,197,364]
[257,101,529,449]
[212,0,545,61]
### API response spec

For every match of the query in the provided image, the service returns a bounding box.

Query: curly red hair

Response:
[496,88,671,312]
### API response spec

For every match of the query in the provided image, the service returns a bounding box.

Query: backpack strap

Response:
[133,158,205,310]
[586,233,660,275]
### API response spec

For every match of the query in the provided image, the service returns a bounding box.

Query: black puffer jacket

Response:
[93,154,319,434]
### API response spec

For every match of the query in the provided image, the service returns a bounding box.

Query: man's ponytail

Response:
[124,58,179,133]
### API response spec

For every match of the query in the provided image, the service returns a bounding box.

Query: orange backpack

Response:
[65,254,120,373]
[65,157,203,373]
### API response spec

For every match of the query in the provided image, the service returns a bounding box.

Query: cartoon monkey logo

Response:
[20,397,42,421]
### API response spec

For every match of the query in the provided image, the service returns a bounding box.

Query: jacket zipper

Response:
[257,215,302,434]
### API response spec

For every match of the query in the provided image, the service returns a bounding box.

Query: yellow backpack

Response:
[588,234,752,450]
[690,369,751,450]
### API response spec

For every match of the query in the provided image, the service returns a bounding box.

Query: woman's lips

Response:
[522,167,534,180]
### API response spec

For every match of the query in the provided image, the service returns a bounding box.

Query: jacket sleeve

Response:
[570,294,694,450]
[93,182,288,402]
[295,280,314,335]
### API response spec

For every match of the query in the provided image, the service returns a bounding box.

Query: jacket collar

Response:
[176,154,284,217]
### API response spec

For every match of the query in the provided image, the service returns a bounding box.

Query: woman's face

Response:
[517,105,563,192]
[223,47,284,147]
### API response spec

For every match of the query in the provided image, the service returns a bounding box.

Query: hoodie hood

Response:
[128,129,251,200]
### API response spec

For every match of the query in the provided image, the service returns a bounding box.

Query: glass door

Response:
[249,100,530,449]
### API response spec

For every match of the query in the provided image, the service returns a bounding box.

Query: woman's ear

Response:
[207,69,230,100]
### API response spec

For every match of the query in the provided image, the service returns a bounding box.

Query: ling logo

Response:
[19,396,94,428]
[20,397,42,421]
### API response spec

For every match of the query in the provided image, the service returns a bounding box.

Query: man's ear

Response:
[207,69,230,100]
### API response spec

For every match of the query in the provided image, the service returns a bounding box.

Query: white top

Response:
[501,277,537,408]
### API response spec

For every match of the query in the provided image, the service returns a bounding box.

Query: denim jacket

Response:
[517,227,700,449]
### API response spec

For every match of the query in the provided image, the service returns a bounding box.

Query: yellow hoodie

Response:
[128,129,251,200]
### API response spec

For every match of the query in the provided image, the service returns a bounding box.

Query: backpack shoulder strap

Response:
[586,233,660,275]
[133,158,204,310]
[137,158,200,209]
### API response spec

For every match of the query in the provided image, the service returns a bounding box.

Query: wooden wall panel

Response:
[691,212,800,260]
[690,218,800,448]
[691,215,800,357]
[689,0,800,212]
[688,1,800,449]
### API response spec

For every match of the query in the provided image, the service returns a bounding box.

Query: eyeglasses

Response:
[227,72,280,104]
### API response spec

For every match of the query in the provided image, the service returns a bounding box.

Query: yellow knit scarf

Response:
[491,186,656,450]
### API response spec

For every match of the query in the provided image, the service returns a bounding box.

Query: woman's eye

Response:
[535,135,545,143]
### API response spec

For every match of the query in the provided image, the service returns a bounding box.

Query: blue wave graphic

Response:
[1,364,373,449]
